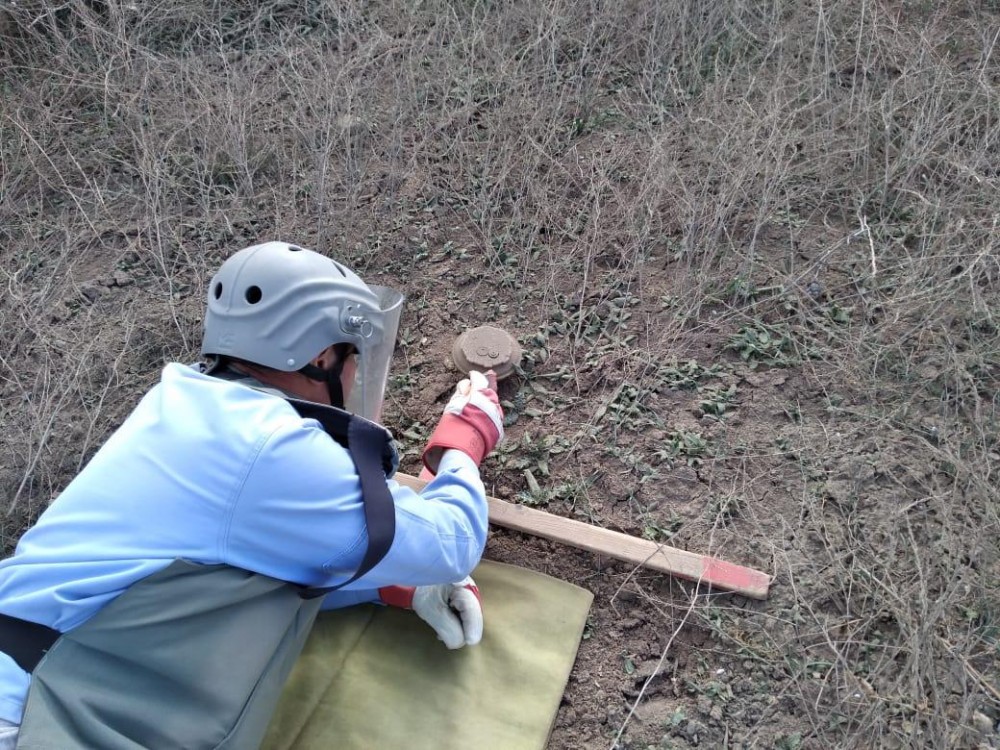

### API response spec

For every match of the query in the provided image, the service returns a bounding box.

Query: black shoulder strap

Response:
[283,397,397,476]
[285,400,397,598]
[207,368,397,597]
[0,613,60,673]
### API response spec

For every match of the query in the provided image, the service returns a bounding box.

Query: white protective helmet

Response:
[201,242,404,422]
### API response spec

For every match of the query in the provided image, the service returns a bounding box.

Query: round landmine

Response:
[451,325,522,381]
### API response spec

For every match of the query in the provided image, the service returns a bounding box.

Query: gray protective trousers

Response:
[15,559,323,749]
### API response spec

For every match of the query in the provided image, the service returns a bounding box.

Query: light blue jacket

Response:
[0,363,488,724]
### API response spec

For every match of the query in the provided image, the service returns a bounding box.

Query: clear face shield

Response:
[345,285,405,423]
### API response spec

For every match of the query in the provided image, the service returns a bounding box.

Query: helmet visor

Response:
[346,285,404,422]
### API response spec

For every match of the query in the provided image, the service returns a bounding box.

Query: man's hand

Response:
[379,577,483,649]
[422,369,504,474]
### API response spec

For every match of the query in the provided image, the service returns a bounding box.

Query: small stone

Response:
[696,695,713,716]
[973,711,993,735]
[633,660,666,682]
[918,365,940,380]
[681,719,705,743]
[80,283,102,303]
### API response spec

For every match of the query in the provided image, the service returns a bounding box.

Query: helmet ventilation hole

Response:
[245,286,263,304]
[287,245,303,252]
[214,282,223,299]
[332,262,347,277]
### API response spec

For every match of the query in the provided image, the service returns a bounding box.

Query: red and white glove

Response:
[422,370,504,475]
[378,577,483,649]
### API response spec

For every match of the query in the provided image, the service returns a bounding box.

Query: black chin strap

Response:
[298,342,356,409]
[298,361,345,409]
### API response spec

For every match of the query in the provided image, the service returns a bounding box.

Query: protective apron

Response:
[13,398,397,750]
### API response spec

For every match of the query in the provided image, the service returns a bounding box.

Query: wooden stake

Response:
[394,473,771,600]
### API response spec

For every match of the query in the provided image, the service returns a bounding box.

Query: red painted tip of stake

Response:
[701,557,771,599]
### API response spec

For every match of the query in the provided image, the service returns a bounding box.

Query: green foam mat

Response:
[263,561,593,750]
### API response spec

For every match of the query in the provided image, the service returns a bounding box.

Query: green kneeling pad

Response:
[262,561,593,750]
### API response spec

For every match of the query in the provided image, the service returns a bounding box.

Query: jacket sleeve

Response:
[223,420,488,591]
[318,588,380,610]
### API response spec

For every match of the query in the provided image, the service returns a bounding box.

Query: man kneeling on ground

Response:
[0,242,503,749]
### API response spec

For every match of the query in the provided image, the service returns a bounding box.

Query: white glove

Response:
[378,577,484,649]
[414,577,484,649]
[444,370,505,438]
